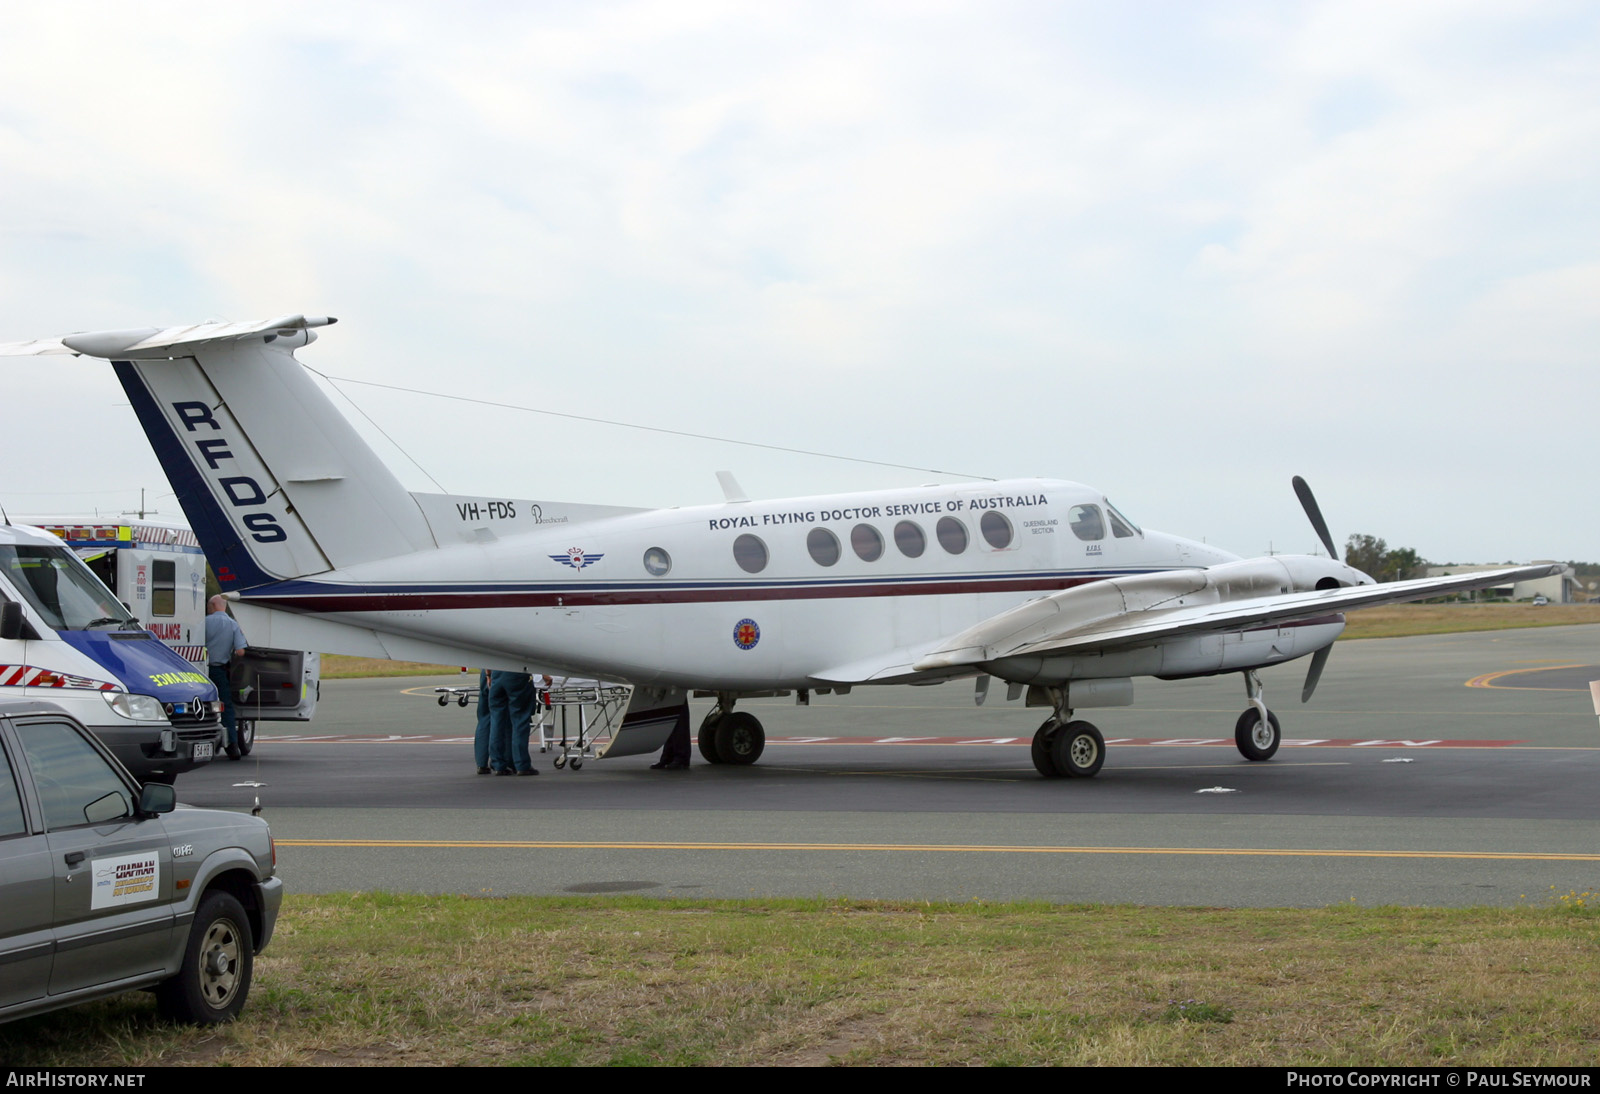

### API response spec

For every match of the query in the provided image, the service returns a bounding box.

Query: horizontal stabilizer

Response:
[0,316,337,359]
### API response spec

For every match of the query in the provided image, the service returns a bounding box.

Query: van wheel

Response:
[237,721,255,757]
[156,890,254,1024]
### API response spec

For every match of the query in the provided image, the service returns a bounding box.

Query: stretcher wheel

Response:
[553,754,567,769]
[437,695,448,707]
[570,756,583,770]
[458,695,470,707]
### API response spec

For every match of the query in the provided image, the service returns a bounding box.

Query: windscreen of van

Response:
[0,545,138,631]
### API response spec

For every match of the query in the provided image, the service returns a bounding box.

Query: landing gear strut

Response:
[1029,688,1105,779]
[1234,670,1281,761]
[697,694,766,766]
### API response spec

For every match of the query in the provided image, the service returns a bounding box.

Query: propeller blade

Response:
[1301,644,1332,704]
[1292,475,1339,561]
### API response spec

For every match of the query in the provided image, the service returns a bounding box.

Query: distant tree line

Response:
[1343,534,1427,582]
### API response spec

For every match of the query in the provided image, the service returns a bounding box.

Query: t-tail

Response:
[15,317,437,591]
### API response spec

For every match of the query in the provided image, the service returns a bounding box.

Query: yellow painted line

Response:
[275,839,1600,862]
[1466,664,1590,690]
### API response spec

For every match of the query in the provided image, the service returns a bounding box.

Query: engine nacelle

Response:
[987,615,1346,685]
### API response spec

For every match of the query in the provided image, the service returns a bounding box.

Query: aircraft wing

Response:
[811,644,977,686]
[913,563,1562,671]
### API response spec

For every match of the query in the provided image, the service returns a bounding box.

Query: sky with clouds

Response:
[1,1,1594,565]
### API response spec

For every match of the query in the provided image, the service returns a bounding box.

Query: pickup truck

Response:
[0,699,281,1024]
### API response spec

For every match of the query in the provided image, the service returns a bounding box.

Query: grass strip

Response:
[5,893,1599,1067]
[1341,604,1600,640]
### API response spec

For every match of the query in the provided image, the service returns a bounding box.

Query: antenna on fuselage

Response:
[716,471,749,503]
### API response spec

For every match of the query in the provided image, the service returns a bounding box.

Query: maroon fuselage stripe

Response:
[244,575,1104,612]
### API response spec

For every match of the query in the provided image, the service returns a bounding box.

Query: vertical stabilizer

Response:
[40,316,436,589]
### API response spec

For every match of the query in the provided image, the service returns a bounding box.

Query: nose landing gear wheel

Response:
[1234,708,1281,761]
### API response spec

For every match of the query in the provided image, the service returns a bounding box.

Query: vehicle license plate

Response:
[193,742,214,761]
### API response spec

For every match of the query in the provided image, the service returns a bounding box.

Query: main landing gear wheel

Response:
[1031,719,1064,778]
[1032,718,1105,778]
[713,711,765,765]
[1051,720,1105,778]
[1234,708,1282,761]
[697,719,723,764]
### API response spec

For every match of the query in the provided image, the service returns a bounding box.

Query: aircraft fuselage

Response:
[242,478,1246,690]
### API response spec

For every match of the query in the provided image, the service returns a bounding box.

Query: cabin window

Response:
[894,521,926,558]
[643,547,671,576]
[936,517,968,554]
[151,559,176,616]
[1107,502,1139,538]
[980,512,1014,550]
[851,524,884,562]
[806,528,841,567]
[732,534,768,574]
[1068,505,1105,541]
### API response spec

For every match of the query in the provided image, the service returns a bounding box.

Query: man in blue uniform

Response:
[488,670,539,776]
[204,595,248,760]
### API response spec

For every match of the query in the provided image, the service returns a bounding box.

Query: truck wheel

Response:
[156,890,254,1024]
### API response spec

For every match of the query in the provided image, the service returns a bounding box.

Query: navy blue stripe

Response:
[112,360,279,591]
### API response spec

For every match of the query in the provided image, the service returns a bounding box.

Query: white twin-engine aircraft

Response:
[3,315,1555,778]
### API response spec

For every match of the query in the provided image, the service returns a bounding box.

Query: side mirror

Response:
[0,600,22,642]
[138,781,177,816]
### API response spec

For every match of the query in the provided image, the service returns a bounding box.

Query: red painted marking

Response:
[253,734,1527,748]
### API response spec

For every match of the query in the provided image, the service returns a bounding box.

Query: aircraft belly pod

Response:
[1,316,1558,778]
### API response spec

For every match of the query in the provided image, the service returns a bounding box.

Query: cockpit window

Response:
[1106,501,1140,538]
[0,545,135,631]
[1068,505,1105,542]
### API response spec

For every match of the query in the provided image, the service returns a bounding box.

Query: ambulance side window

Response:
[152,560,176,617]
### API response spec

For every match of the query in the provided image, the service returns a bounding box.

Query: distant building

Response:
[1423,562,1578,603]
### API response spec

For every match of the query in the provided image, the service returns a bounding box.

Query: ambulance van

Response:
[0,523,222,782]
[32,519,319,755]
